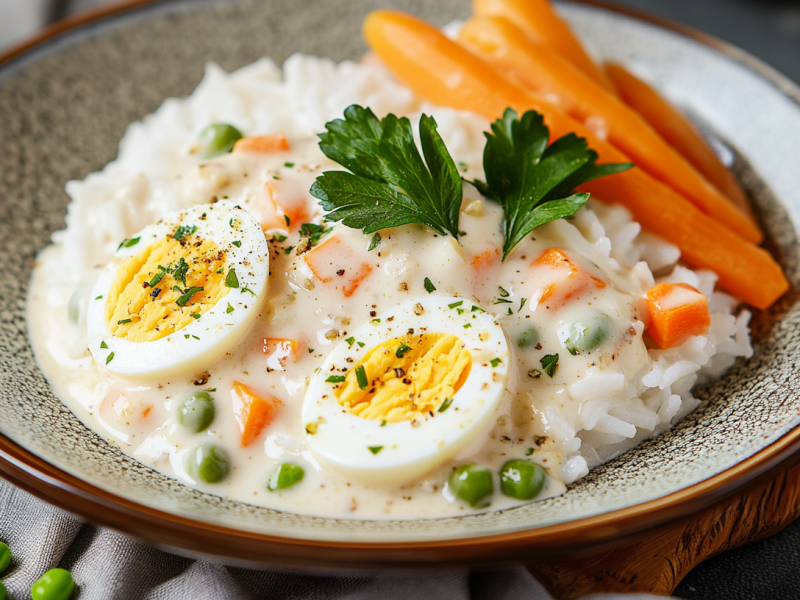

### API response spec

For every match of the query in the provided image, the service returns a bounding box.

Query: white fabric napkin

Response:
[0,478,679,600]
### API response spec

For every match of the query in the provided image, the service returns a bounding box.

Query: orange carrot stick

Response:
[362,10,788,308]
[472,0,616,92]
[231,381,283,447]
[233,133,290,154]
[645,282,710,349]
[605,62,751,215]
[457,16,761,243]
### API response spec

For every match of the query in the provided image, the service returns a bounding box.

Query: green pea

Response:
[0,541,10,573]
[267,463,305,492]
[197,124,243,158]
[448,464,494,508]
[185,443,230,484]
[0,579,6,600]
[516,327,539,348]
[31,568,74,600]
[67,289,81,325]
[499,459,546,500]
[176,391,215,433]
[563,313,612,354]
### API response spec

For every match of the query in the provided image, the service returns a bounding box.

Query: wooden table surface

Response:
[527,460,800,598]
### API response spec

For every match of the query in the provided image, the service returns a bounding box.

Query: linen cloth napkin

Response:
[0,478,678,600]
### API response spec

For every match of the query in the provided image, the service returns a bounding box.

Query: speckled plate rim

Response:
[1,0,799,569]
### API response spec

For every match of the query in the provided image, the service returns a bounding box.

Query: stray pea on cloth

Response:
[0,478,678,599]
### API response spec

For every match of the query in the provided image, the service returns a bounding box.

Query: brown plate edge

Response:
[0,0,799,570]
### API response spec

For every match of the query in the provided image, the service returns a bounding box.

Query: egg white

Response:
[86,202,268,378]
[302,296,511,485]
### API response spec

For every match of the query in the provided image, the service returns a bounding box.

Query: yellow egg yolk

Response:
[336,333,472,422]
[106,236,229,342]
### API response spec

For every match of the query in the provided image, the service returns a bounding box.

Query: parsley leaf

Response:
[310,105,462,238]
[474,108,632,259]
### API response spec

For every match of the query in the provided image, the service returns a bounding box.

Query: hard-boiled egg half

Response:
[87,202,268,378]
[303,297,511,485]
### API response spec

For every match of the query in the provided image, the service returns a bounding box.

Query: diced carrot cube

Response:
[263,338,298,371]
[470,247,500,291]
[260,181,310,232]
[231,381,283,447]
[529,248,606,309]
[233,133,290,154]
[304,236,374,297]
[100,389,152,427]
[645,282,710,349]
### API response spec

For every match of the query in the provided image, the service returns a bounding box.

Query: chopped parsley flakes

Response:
[176,286,203,307]
[225,268,239,288]
[172,224,197,241]
[355,365,369,390]
[438,397,454,412]
[368,232,382,251]
[540,354,559,378]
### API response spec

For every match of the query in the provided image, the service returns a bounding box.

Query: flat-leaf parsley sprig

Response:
[310,105,463,238]
[473,108,632,259]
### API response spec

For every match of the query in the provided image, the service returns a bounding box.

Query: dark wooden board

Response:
[528,462,800,597]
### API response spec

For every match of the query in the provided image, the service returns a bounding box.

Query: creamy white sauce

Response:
[28,137,656,519]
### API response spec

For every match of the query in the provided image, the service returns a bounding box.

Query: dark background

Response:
[5,1,800,598]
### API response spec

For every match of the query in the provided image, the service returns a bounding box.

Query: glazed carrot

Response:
[644,283,710,349]
[457,16,761,243]
[231,381,283,447]
[304,236,374,298]
[530,248,606,309]
[362,10,788,308]
[470,247,500,290]
[262,338,298,370]
[233,133,290,154]
[605,62,751,214]
[261,181,309,231]
[472,0,616,92]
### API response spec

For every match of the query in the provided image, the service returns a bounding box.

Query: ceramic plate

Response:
[1,0,798,569]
